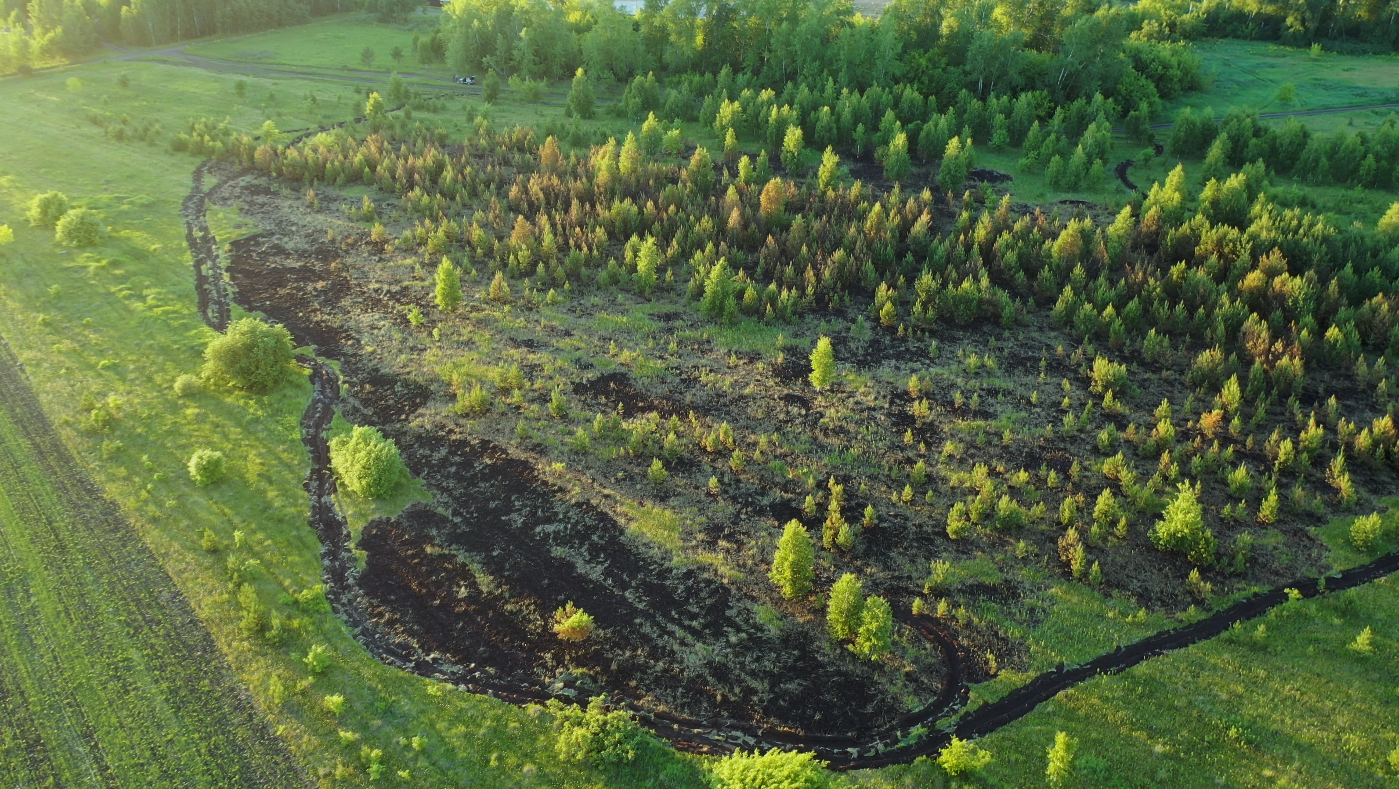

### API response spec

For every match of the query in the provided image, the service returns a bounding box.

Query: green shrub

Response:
[329,425,407,499]
[808,335,835,389]
[1150,482,1216,565]
[1089,355,1128,395]
[55,208,107,247]
[552,601,595,641]
[769,520,814,599]
[548,696,646,766]
[187,449,226,486]
[0,224,13,246]
[201,318,295,392]
[939,736,992,776]
[711,748,827,789]
[303,643,332,674]
[853,595,892,659]
[826,573,863,640]
[1351,512,1386,552]
[26,191,69,227]
[172,373,201,398]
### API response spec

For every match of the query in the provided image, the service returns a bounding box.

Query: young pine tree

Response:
[826,573,864,640]
[1045,731,1077,787]
[853,595,893,659]
[818,146,840,192]
[809,335,836,389]
[435,257,462,312]
[769,520,814,599]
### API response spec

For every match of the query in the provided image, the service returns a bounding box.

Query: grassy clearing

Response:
[1163,39,1399,122]
[187,13,441,74]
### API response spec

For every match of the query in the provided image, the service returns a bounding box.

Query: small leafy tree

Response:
[482,70,501,103]
[883,131,911,182]
[1089,355,1128,395]
[1046,731,1076,787]
[818,146,840,192]
[0,224,12,247]
[188,449,226,486]
[939,736,992,776]
[553,601,595,641]
[809,336,835,389]
[853,595,892,659]
[769,520,814,599]
[1150,481,1216,565]
[938,136,974,193]
[687,146,714,194]
[202,318,295,392]
[1351,512,1386,552]
[567,68,595,119]
[634,236,659,294]
[304,643,332,673]
[827,573,863,640]
[55,208,106,247]
[781,124,804,173]
[549,695,646,765]
[329,425,407,499]
[711,748,826,789]
[435,257,462,312]
[360,47,375,68]
[26,191,69,227]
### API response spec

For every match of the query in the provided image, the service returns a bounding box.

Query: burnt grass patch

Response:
[218,170,949,736]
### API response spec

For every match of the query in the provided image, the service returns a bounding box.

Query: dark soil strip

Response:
[180,159,1399,770]
[182,159,231,331]
[1115,160,1140,193]
[0,336,308,787]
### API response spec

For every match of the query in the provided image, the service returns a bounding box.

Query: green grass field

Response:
[4,16,1399,788]
[1162,39,1399,130]
[0,344,306,788]
[186,12,444,75]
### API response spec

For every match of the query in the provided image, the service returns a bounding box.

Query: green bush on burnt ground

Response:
[329,425,408,499]
[201,318,295,392]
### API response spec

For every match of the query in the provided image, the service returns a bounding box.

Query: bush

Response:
[202,318,295,392]
[939,736,992,776]
[54,208,107,247]
[187,449,227,486]
[0,224,13,247]
[548,696,647,766]
[1089,355,1128,395]
[329,425,407,499]
[1150,482,1216,565]
[553,601,595,641]
[769,520,814,599]
[1351,512,1386,552]
[853,595,892,659]
[172,373,201,397]
[711,748,827,789]
[26,191,69,227]
[826,573,863,640]
[303,643,332,674]
[809,336,835,389]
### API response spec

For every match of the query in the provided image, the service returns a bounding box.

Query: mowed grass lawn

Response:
[0,61,675,788]
[0,343,304,788]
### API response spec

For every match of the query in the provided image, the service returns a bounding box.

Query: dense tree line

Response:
[0,0,355,70]
[438,0,1205,112]
[1137,0,1399,52]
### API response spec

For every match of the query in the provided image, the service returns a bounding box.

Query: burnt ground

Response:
[218,167,949,736]
[213,162,1349,739]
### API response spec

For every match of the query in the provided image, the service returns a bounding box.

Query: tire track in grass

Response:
[0,337,308,788]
